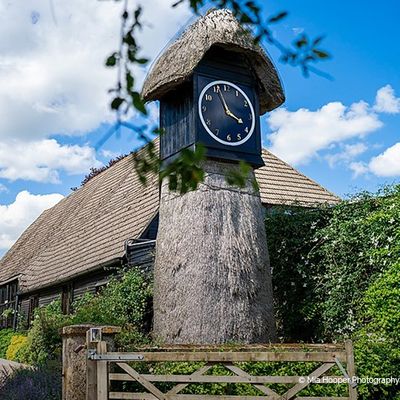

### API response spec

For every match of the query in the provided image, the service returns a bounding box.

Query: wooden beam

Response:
[96,341,108,400]
[167,364,213,395]
[116,362,167,400]
[106,351,346,363]
[110,373,347,385]
[345,340,357,400]
[109,394,349,400]
[224,364,279,397]
[282,363,335,400]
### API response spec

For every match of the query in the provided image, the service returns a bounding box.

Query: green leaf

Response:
[105,53,117,67]
[131,92,147,115]
[126,72,134,91]
[135,58,149,65]
[313,49,330,59]
[268,11,288,23]
[111,97,125,110]
[240,13,253,24]
[295,35,308,48]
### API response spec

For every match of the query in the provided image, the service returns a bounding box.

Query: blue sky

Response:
[0,0,399,256]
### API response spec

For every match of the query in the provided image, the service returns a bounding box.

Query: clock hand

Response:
[226,110,243,124]
[217,87,230,113]
[217,88,243,124]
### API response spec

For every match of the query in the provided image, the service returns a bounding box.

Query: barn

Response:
[0,139,339,329]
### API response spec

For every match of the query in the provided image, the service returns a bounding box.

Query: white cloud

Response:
[325,142,368,168]
[0,191,63,251]
[349,161,369,178]
[369,142,400,177]
[267,100,382,165]
[373,85,400,114]
[0,0,191,142]
[0,139,102,183]
[349,142,400,178]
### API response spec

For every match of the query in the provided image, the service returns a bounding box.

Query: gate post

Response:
[86,326,121,400]
[62,325,94,400]
[62,325,121,400]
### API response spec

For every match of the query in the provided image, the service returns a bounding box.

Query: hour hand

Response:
[226,110,243,124]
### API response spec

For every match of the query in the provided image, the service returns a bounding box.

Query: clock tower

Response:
[142,9,284,344]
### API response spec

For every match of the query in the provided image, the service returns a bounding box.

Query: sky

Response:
[0,0,399,257]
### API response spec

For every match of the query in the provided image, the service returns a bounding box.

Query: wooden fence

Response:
[86,334,357,400]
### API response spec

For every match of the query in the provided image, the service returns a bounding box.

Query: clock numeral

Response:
[226,134,232,141]
[235,90,239,97]
[213,85,220,93]
[245,126,249,133]
[237,133,242,140]
[223,85,230,92]
[244,100,248,107]
[205,94,213,101]
[202,105,207,112]
[215,128,219,136]
[206,119,211,126]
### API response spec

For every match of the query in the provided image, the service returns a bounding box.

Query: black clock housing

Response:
[159,46,264,168]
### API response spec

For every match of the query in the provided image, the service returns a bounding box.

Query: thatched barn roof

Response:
[0,140,339,293]
[142,9,285,114]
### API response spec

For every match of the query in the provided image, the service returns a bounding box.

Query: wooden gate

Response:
[86,335,357,400]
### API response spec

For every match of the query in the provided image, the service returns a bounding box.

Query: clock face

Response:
[198,80,256,146]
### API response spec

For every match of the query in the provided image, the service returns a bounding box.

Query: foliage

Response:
[0,367,61,400]
[0,329,15,359]
[265,205,331,341]
[6,334,28,361]
[17,300,68,366]
[17,268,152,365]
[72,269,152,330]
[354,261,400,399]
[311,186,400,339]
[266,184,400,399]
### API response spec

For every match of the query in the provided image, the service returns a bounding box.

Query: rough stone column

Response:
[61,325,121,400]
[153,161,276,344]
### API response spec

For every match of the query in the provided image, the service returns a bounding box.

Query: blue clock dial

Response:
[198,80,255,146]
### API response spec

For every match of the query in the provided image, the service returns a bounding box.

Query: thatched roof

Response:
[0,140,339,292]
[142,9,285,114]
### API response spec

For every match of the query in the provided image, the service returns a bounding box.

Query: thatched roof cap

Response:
[142,9,285,114]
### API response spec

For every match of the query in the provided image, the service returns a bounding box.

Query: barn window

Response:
[0,279,18,328]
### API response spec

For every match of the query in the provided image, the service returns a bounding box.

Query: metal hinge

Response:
[87,349,144,361]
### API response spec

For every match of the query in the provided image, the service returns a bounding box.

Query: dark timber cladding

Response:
[160,83,195,161]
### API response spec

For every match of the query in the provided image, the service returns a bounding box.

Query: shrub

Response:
[0,329,15,359]
[6,334,28,361]
[17,300,69,366]
[265,205,330,341]
[267,185,400,400]
[72,269,152,339]
[354,262,400,399]
[0,367,61,400]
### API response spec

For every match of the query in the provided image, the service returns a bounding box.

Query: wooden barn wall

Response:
[126,240,156,272]
[73,269,113,300]
[38,289,61,308]
[20,299,30,319]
